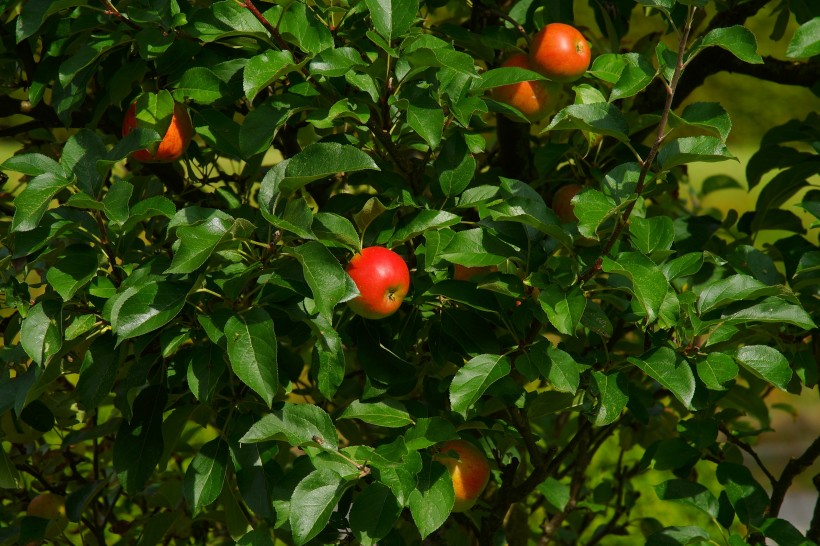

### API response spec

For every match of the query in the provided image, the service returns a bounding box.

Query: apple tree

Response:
[1,0,819,545]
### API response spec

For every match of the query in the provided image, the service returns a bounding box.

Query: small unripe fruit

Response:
[434,439,490,512]
[453,264,498,281]
[346,247,410,319]
[530,23,591,83]
[492,53,562,122]
[122,101,193,163]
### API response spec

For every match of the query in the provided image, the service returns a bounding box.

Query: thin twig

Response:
[719,424,777,489]
[579,7,697,283]
[101,0,142,31]
[241,0,295,55]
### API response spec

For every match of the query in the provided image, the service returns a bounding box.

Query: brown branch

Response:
[580,7,697,283]
[101,0,142,31]
[241,0,294,55]
[719,424,777,489]
[809,473,820,543]
[768,435,820,518]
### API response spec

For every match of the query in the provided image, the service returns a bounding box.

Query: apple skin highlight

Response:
[435,439,491,512]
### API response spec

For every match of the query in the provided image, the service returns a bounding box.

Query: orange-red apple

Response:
[346,247,410,319]
[553,183,582,223]
[530,23,591,83]
[492,53,561,122]
[434,439,490,512]
[122,100,193,163]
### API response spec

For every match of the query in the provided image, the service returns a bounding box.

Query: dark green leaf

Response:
[391,210,461,244]
[11,173,72,232]
[658,136,735,170]
[349,483,402,545]
[545,103,630,143]
[173,67,229,103]
[291,241,347,320]
[696,352,738,391]
[646,526,711,546]
[290,468,352,546]
[630,216,674,255]
[675,102,732,143]
[77,334,118,410]
[574,189,619,240]
[449,354,511,416]
[654,479,719,517]
[733,345,792,390]
[339,400,414,428]
[365,0,419,42]
[538,285,586,336]
[113,385,166,494]
[183,437,229,513]
[689,25,763,64]
[407,92,444,149]
[408,456,455,538]
[629,346,696,409]
[241,403,338,450]
[278,2,334,55]
[20,300,62,366]
[309,47,367,77]
[225,309,279,407]
[108,278,189,342]
[716,462,768,526]
[590,371,629,426]
[697,274,779,314]
[602,253,669,323]
[610,53,656,101]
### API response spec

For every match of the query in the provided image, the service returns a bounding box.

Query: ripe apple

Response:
[27,493,65,520]
[434,439,490,512]
[453,264,498,281]
[492,53,562,122]
[122,100,193,163]
[552,183,582,223]
[346,246,410,319]
[530,23,591,83]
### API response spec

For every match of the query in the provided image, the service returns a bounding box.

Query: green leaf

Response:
[173,67,229,103]
[602,253,669,323]
[716,462,768,526]
[16,0,89,42]
[658,136,735,170]
[407,92,444,149]
[183,437,229,513]
[20,300,62,366]
[646,526,711,546]
[225,309,279,407]
[630,216,675,255]
[654,479,719,518]
[243,50,297,102]
[733,345,792,391]
[408,456,455,538]
[786,17,820,58]
[291,241,348,320]
[2,153,67,178]
[629,346,696,409]
[689,25,764,64]
[697,274,779,314]
[241,403,338,451]
[574,189,619,240]
[279,142,380,195]
[108,278,189,342]
[538,344,583,394]
[309,47,367,77]
[758,517,812,545]
[700,175,743,196]
[609,53,656,101]
[0,442,22,489]
[590,371,629,426]
[391,209,460,244]
[538,285,586,336]
[449,354,511,416]
[696,352,738,391]
[77,334,119,411]
[404,417,459,451]
[366,0,419,42]
[187,345,226,403]
[113,385,166,494]
[717,296,816,331]
[167,216,239,274]
[339,400,414,428]
[102,179,133,226]
[537,478,571,511]
[311,315,346,400]
[349,483,402,545]
[290,468,353,546]
[473,66,550,91]
[313,213,361,251]
[11,173,72,232]
[545,103,630,143]
[675,102,732,143]
[278,2,334,55]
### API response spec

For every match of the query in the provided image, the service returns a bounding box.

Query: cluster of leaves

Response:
[1,0,819,545]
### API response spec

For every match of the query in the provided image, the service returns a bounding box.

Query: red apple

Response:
[346,247,410,319]
[122,100,193,163]
[530,23,591,83]
[434,439,490,512]
[492,53,562,122]
[553,183,582,223]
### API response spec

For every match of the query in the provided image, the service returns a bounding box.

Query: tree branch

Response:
[719,424,777,489]
[768,435,820,518]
